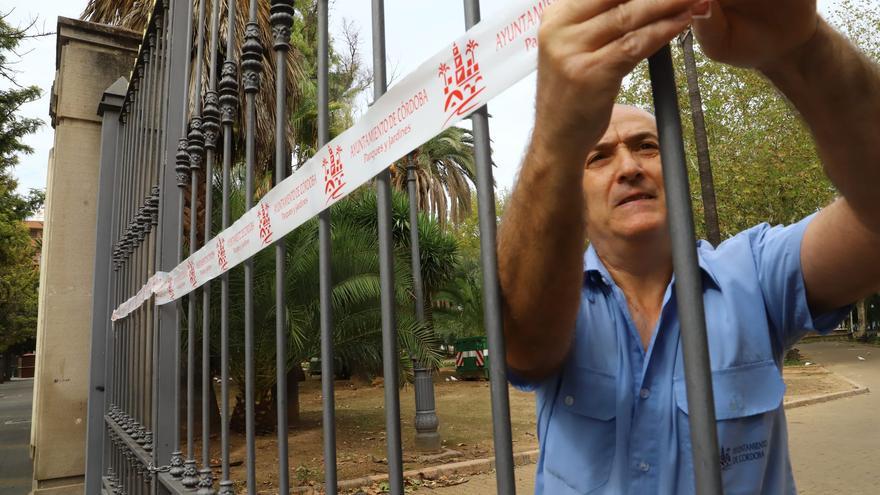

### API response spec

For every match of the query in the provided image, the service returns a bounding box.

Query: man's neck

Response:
[594,234,673,349]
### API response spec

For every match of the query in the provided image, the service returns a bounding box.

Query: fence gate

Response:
[84,0,723,494]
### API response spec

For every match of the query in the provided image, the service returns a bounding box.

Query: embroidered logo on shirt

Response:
[719,440,768,471]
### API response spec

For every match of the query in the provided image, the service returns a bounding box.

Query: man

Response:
[497,0,880,493]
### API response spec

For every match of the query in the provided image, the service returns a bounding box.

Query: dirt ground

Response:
[200,360,854,493]
[200,368,537,493]
[782,364,861,401]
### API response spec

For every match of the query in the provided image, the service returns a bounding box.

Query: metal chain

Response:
[147,463,172,473]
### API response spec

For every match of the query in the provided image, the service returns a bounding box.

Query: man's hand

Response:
[535,0,698,159]
[692,0,819,70]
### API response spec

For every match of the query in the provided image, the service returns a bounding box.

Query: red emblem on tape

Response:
[187,260,197,288]
[323,145,346,204]
[217,237,229,271]
[439,39,485,125]
[258,202,273,246]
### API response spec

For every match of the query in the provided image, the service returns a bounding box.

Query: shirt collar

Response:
[583,243,720,289]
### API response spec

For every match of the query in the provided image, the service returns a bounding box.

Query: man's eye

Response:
[639,142,659,152]
[587,154,607,167]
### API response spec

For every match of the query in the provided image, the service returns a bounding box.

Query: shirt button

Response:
[564,395,575,407]
[638,461,651,472]
[640,388,651,399]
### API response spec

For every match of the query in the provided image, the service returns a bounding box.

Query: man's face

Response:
[582,105,667,243]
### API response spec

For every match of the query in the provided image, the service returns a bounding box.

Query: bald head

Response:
[611,104,656,127]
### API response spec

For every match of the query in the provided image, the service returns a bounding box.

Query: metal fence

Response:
[84,0,723,494]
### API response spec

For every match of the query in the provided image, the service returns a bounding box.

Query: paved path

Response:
[425,341,879,494]
[0,378,33,495]
[786,341,879,494]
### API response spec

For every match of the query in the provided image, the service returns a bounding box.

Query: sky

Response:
[5,0,838,199]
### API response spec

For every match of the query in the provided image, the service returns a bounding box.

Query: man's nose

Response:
[616,149,643,183]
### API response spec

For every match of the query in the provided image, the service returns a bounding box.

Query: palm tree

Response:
[432,260,484,345]
[679,29,721,246]
[390,126,478,229]
[205,167,456,433]
[82,0,305,176]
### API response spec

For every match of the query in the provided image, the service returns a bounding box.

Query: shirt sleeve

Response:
[747,214,852,348]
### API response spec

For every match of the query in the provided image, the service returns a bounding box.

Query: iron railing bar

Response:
[154,0,189,478]
[122,237,130,431]
[241,0,263,491]
[143,7,168,461]
[184,0,209,487]
[113,108,128,429]
[101,105,124,489]
[198,0,222,490]
[647,46,723,495]
[270,2,294,493]
[136,48,150,448]
[462,3,517,493]
[127,97,137,236]
[317,0,338,492]
[143,26,160,448]
[217,0,238,490]
[370,2,404,493]
[151,2,170,480]
[169,0,198,476]
[118,104,131,263]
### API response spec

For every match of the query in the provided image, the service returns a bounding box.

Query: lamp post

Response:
[405,152,441,452]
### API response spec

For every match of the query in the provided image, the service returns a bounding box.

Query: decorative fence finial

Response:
[270,0,294,51]
[241,23,264,94]
[202,91,221,151]
[219,61,239,124]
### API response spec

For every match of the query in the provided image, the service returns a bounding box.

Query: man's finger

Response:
[691,0,730,56]
[595,8,693,74]
[575,0,700,51]
[548,0,632,26]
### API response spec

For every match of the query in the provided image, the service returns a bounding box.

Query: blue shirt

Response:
[515,216,850,495]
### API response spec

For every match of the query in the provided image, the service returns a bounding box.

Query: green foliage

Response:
[618,2,879,239]
[431,190,510,342]
[0,13,43,353]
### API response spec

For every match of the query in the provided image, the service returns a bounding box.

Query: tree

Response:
[620,45,824,240]
[82,0,304,175]
[619,2,879,241]
[288,3,371,169]
[678,29,720,246]
[0,12,43,357]
[390,126,478,229]
[432,190,509,342]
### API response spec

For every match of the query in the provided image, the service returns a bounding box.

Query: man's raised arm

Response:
[498,0,699,380]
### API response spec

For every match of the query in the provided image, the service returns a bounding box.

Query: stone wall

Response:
[30,17,140,495]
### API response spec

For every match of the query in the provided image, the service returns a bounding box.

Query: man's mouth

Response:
[617,193,656,206]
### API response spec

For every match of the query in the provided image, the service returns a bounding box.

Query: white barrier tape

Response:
[112,0,555,321]
[111,272,168,322]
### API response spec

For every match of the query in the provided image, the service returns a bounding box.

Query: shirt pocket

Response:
[674,360,785,495]
[543,367,617,495]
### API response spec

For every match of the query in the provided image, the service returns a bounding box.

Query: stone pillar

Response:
[30,18,139,495]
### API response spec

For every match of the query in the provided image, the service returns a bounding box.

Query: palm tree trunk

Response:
[680,30,721,246]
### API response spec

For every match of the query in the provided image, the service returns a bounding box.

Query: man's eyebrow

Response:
[589,131,659,154]
[624,131,659,144]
